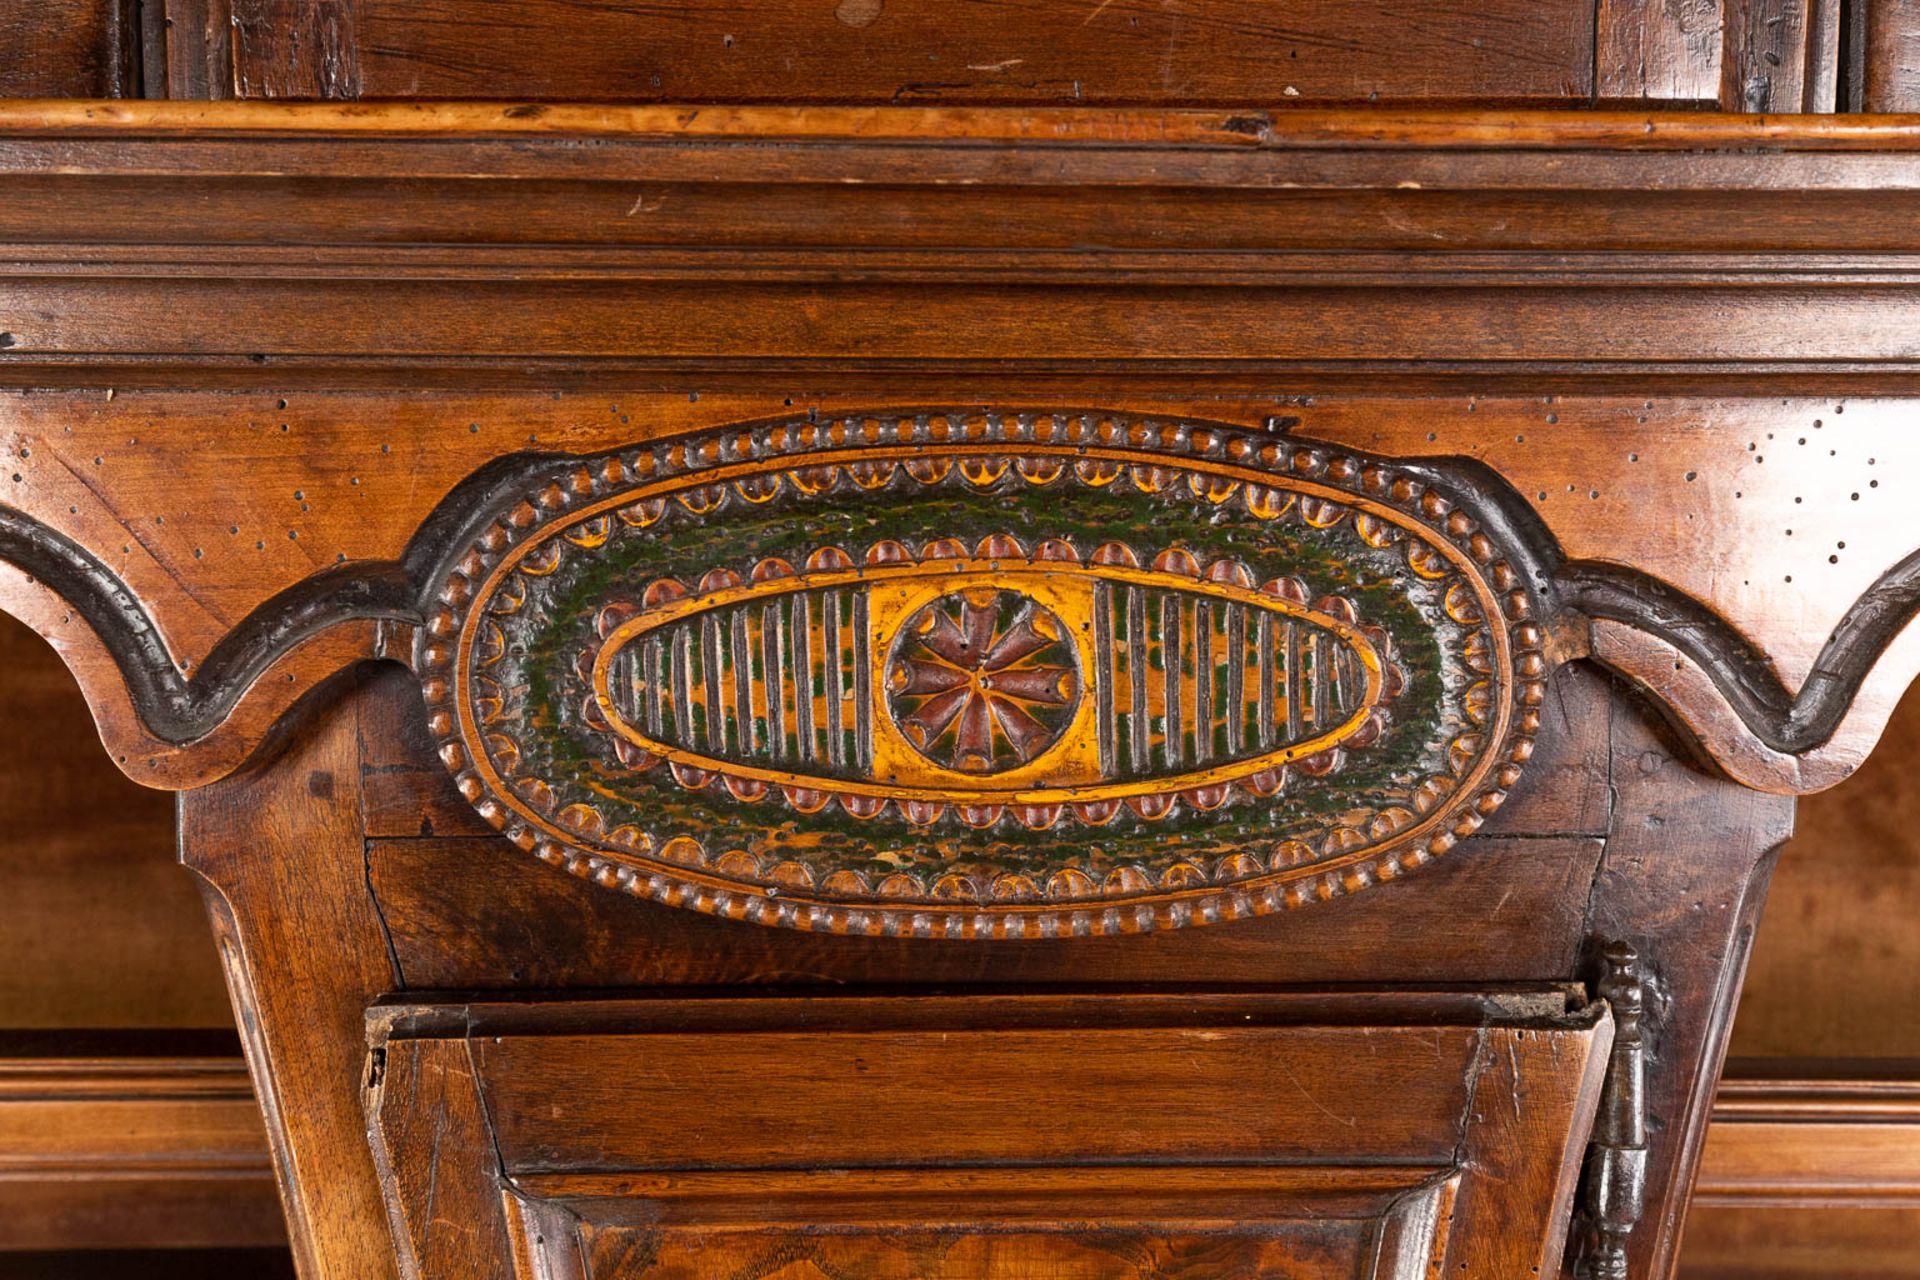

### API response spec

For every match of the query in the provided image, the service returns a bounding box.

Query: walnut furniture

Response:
[3,82,1920,1280]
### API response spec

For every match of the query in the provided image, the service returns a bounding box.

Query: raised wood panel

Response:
[193,0,1599,107]
[0,0,136,98]
[367,992,1610,1279]
[154,0,1861,111]
[550,1172,1450,1280]
[145,1,1865,111]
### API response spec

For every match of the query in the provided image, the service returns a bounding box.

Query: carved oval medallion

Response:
[418,410,1546,937]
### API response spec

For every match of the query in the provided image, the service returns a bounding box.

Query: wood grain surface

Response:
[0,1040,284,1251]
[131,0,1849,113]
[368,992,1609,1279]
[1732,680,1920,1057]
[0,612,229,1027]
[0,105,1913,800]
[0,1,136,97]
[0,95,1905,1280]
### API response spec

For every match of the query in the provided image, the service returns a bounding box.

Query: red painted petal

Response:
[957,594,1001,662]
[981,607,1062,669]
[899,686,971,746]
[951,693,998,772]
[989,697,1057,761]
[982,666,1074,705]
[889,660,969,697]
[908,606,975,666]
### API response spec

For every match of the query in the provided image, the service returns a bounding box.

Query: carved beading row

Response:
[416,410,1549,937]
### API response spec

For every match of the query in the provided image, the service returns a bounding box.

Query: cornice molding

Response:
[5,109,1920,384]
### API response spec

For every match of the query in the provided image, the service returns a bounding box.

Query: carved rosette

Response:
[417,410,1546,937]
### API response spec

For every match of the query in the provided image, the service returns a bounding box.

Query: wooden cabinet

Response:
[11,103,1917,1280]
[4,7,1920,1280]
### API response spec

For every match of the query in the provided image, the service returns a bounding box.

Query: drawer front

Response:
[366,991,1610,1279]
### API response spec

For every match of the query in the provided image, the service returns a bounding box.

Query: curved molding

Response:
[1586,616,1920,793]
[0,559,389,788]
[1563,552,1920,794]
[1,412,1918,797]
[0,446,577,785]
[0,505,417,742]
[0,506,415,786]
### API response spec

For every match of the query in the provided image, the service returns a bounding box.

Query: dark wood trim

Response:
[0,504,416,745]
[1723,0,1845,111]
[151,0,238,101]
[1566,548,1920,757]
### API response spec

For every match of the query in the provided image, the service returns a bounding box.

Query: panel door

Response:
[365,990,1612,1279]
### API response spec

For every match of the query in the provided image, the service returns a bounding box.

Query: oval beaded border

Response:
[415,409,1548,938]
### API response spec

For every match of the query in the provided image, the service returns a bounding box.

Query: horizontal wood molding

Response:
[13,101,1920,145]
[0,1050,271,1177]
[2,1048,1911,1248]
[0,1045,286,1251]
[1696,1064,1920,1207]
[4,107,1920,383]
[6,106,1920,379]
